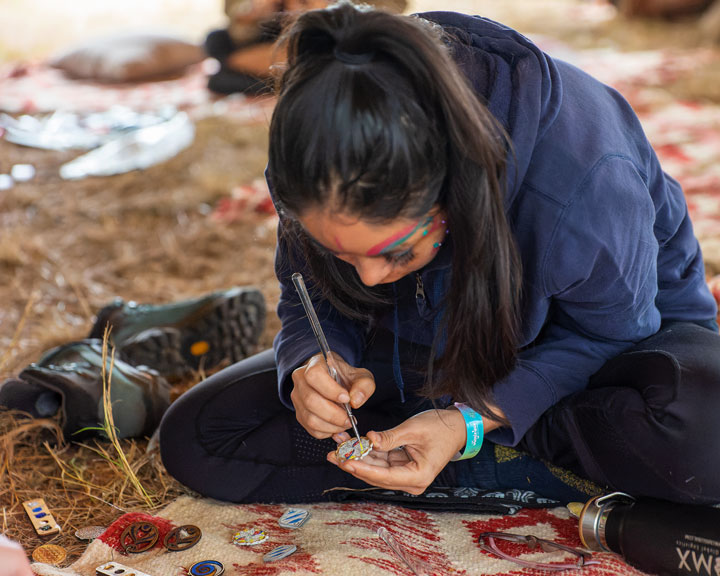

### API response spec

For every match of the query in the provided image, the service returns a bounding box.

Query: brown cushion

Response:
[50,33,206,83]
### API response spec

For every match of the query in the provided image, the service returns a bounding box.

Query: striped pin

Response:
[263,544,297,562]
[278,508,310,529]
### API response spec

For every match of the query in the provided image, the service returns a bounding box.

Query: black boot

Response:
[88,286,266,380]
[0,340,171,439]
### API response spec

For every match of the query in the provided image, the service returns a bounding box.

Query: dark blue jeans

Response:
[159,322,720,505]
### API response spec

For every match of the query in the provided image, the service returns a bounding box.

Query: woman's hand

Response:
[327,408,467,495]
[291,353,375,439]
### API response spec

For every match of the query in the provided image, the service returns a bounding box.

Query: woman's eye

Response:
[384,249,415,266]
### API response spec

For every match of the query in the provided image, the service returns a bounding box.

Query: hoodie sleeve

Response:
[272,220,367,410]
[488,156,663,445]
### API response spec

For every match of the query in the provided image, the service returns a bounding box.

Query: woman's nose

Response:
[354,258,391,286]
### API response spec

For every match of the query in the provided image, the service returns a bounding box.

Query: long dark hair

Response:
[269,1,521,418]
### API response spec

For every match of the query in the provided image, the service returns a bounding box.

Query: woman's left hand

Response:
[327,408,467,495]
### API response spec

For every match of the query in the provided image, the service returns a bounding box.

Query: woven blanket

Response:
[30,495,647,576]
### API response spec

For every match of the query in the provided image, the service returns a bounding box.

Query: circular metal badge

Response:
[32,543,67,565]
[189,560,225,576]
[232,527,268,546]
[120,521,160,554]
[336,436,373,462]
[163,524,202,551]
[263,544,297,562]
[75,525,106,541]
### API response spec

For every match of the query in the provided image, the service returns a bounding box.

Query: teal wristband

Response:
[450,402,484,461]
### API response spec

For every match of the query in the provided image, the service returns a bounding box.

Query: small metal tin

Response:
[163,524,202,551]
[278,508,310,529]
[32,543,67,565]
[336,436,373,462]
[75,525,106,541]
[232,527,268,546]
[119,521,160,554]
[189,560,225,576]
[263,544,297,562]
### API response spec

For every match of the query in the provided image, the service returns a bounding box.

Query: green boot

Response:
[88,286,266,380]
[1,339,170,439]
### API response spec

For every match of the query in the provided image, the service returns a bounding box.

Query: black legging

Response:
[159,322,720,504]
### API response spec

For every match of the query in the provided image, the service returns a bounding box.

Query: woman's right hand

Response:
[291,353,375,439]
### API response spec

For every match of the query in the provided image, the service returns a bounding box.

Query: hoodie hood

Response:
[419,12,563,210]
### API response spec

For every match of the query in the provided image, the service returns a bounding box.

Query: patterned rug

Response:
[0,60,275,122]
[30,494,647,576]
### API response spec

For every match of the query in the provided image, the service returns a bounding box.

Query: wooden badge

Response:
[163,524,202,551]
[22,498,61,536]
[119,521,160,554]
[96,562,155,576]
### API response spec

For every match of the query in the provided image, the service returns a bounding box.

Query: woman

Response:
[160,1,720,505]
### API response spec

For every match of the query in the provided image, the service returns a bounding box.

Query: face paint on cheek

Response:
[366,218,427,257]
[333,235,345,252]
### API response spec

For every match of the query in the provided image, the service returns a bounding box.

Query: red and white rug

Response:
[31,495,647,576]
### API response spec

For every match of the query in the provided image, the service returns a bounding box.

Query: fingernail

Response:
[344,419,351,427]
[338,393,350,403]
[352,392,365,406]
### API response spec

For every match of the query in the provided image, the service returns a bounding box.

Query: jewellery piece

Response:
[278,508,310,529]
[450,402,484,461]
[336,436,373,462]
[96,561,155,576]
[163,524,202,551]
[32,544,67,565]
[119,521,160,554]
[377,527,431,576]
[232,527,268,546]
[477,531,600,571]
[263,544,297,562]
[23,498,61,536]
[189,560,225,576]
[75,525,106,541]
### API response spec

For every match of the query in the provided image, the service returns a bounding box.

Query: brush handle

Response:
[291,273,362,441]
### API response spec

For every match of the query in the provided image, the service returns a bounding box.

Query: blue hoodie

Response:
[270,12,718,446]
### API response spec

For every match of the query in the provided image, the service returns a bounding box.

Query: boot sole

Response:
[118,288,266,380]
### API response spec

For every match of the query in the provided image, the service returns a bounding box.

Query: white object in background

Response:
[10,164,36,182]
[0,174,14,190]
[59,112,195,180]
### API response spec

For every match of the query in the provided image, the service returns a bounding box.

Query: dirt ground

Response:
[1,0,719,566]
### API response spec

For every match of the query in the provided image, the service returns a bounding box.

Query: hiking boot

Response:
[88,286,266,380]
[0,339,170,439]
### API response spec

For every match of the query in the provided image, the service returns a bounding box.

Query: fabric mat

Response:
[0,60,275,122]
[30,494,648,576]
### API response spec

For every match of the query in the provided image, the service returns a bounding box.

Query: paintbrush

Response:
[292,273,363,444]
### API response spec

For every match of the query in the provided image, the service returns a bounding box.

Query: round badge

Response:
[163,524,202,551]
[119,521,160,554]
[263,544,297,562]
[189,560,225,576]
[32,543,67,565]
[336,436,373,462]
[75,525,106,541]
[232,527,268,546]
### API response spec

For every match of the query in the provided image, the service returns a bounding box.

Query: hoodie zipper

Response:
[415,272,428,316]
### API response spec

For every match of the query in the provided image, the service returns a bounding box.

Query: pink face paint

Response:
[366,218,425,256]
[333,235,345,252]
